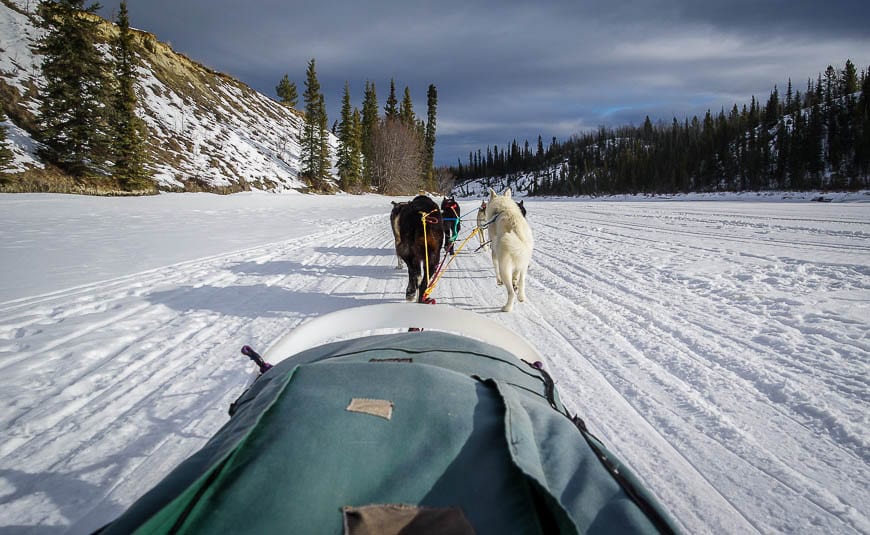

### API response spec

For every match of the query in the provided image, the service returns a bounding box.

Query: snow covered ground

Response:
[0,191,868,534]
[0,1,322,190]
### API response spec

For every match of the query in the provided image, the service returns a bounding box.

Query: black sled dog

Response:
[441,195,461,254]
[392,195,444,302]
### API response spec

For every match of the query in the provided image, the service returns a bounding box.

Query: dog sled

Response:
[97,304,679,534]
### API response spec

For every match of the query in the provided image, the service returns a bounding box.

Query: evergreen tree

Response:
[824,65,837,103]
[415,118,426,148]
[842,60,858,95]
[815,73,824,106]
[855,68,870,176]
[774,115,790,188]
[301,58,329,189]
[399,86,415,124]
[384,79,398,119]
[764,85,780,127]
[317,90,331,188]
[36,0,111,177]
[275,74,298,107]
[789,101,807,188]
[361,81,378,187]
[642,116,653,141]
[336,81,357,190]
[424,84,437,180]
[348,108,363,191]
[0,110,13,170]
[110,0,150,191]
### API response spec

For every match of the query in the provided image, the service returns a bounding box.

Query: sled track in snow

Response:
[0,214,400,532]
[1,201,867,535]
[528,234,864,533]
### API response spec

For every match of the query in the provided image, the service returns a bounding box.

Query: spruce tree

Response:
[824,66,837,103]
[415,118,426,152]
[110,0,150,191]
[764,85,780,127]
[384,79,398,120]
[806,95,824,184]
[276,74,298,107]
[639,116,651,142]
[855,68,870,176]
[317,91,331,188]
[361,81,378,187]
[301,60,319,186]
[302,58,329,189]
[789,103,807,188]
[399,86,415,124]
[815,74,823,106]
[424,84,437,180]
[0,110,13,170]
[337,81,355,190]
[348,108,363,191]
[36,0,111,177]
[842,60,858,95]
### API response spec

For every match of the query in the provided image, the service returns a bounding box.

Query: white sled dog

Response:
[485,188,533,312]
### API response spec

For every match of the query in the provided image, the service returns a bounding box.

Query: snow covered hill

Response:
[0,192,868,534]
[0,0,335,192]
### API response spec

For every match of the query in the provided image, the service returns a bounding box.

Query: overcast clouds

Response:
[101,1,870,166]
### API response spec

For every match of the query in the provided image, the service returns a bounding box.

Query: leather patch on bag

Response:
[343,504,475,535]
[346,398,394,420]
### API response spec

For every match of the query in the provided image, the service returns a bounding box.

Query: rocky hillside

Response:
[0,0,336,193]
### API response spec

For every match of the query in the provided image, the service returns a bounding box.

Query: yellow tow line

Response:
[422,225,481,302]
[419,209,439,288]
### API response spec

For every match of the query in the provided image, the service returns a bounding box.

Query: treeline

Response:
[453,59,870,195]
[276,68,438,194]
[4,1,441,195]
[22,0,152,192]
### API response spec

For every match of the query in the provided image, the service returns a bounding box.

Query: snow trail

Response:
[0,194,867,534]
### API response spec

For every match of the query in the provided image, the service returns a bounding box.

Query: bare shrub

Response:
[435,166,455,195]
[369,117,424,195]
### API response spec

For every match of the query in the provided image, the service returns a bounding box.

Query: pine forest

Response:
[452,60,870,196]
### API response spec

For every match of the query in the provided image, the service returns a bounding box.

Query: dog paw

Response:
[501,304,513,312]
[496,279,504,286]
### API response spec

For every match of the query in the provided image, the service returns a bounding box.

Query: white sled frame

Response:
[264,303,543,364]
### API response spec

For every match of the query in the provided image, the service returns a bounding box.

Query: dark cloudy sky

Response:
[100,1,870,167]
